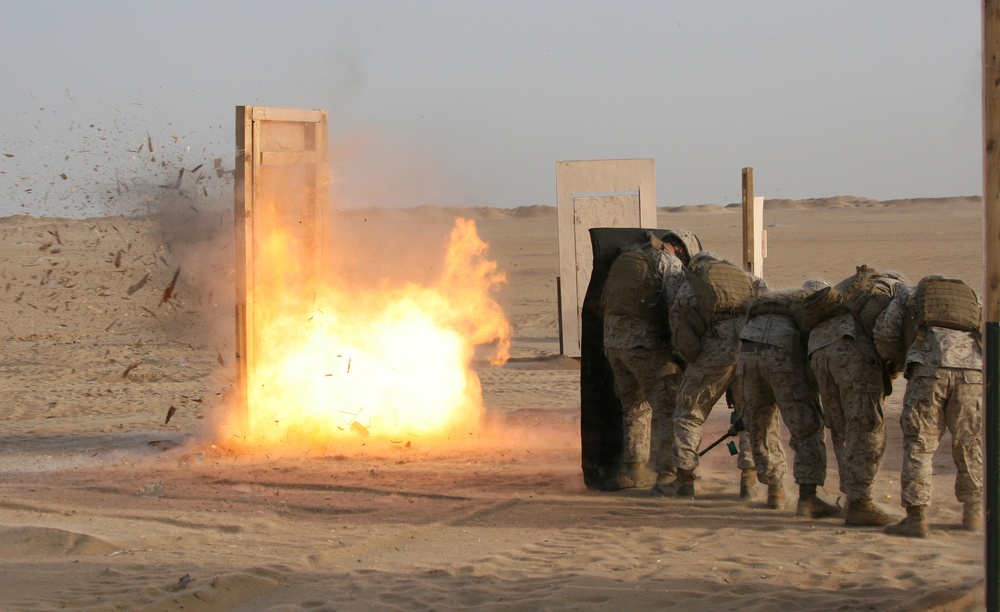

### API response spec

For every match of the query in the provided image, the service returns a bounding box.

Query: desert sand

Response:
[0,196,988,610]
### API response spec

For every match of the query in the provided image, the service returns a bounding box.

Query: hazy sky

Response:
[0,0,983,218]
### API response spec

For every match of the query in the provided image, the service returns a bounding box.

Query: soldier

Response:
[601,230,701,491]
[873,275,983,537]
[669,251,760,498]
[806,268,905,527]
[736,285,841,516]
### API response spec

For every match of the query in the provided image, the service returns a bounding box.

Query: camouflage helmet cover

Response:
[802,278,831,292]
[662,229,702,264]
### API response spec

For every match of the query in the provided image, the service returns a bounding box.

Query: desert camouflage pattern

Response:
[809,336,887,502]
[603,249,685,350]
[603,249,687,469]
[670,265,760,473]
[897,365,982,507]
[739,310,799,351]
[874,287,982,371]
[606,345,683,465]
[672,361,753,472]
[807,312,880,361]
[736,314,827,487]
[669,281,747,367]
[873,285,983,508]
[653,249,687,310]
[603,313,668,350]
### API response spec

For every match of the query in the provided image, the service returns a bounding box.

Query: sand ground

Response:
[0,197,987,610]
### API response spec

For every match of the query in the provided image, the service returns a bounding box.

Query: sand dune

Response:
[0,196,987,610]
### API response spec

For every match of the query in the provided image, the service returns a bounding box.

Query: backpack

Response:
[602,247,663,322]
[748,287,816,332]
[672,255,753,363]
[686,255,754,319]
[798,265,899,335]
[835,265,902,336]
[903,277,981,348]
[798,285,849,332]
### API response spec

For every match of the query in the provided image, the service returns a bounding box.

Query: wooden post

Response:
[983,2,1000,608]
[741,168,764,276]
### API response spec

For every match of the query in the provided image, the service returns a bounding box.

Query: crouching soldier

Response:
[669,252,760,498]
[805,266,905,527]
[736,284,840,516]
[600,230,701,491]
[874,275,983,537]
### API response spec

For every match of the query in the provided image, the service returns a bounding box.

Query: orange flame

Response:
[222,217,510,453]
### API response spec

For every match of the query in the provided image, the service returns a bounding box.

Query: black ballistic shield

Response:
[580,227,677,490]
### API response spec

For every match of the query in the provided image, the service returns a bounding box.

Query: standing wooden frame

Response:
[555,159,657,357]
[234,106,329,430]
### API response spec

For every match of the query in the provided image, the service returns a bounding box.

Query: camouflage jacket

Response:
[806,312,880,361]
[669,255,764,366]
[739,313,799,352]
[603,250,685,350]
[873,287,982,371]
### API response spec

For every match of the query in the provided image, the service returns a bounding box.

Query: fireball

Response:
[222,217,510,453]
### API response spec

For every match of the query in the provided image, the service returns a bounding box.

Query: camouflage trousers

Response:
[605,346,683,471]
[672,362,754,472]
[810,339,886,502]
[736,347,827,486]
[899,365,983,508]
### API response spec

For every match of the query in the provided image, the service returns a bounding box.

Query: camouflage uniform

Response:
[603,250,686,478]
[808,312,886,504]
[736,313,827,489]
[669,262,756,477]
[873,286,983,511]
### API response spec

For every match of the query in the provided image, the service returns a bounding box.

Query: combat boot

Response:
[604,462,656,491]
[963,502,983,532]
[766,482,787,510]
[651,470,679,497]
[740,468,760,501]
[885,505,929,538]
[675,468,696,497]
[845,498,898,527]
[796,484,841,518]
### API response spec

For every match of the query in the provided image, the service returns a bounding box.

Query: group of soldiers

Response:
[600,229,983,538]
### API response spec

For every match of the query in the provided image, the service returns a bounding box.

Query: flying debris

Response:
[160,267,180,304]
[158,168,184,190]
[127,273,149,295]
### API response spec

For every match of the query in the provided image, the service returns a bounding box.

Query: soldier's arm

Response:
[873,289,909,365]
[668,281,693,339]
[750,273,769,296]
[655,252,685,305]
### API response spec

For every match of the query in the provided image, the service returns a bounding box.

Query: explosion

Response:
[222,217,511,453]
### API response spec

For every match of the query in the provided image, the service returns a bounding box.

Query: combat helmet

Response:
[661,229,702,267]
[802,278,831,292]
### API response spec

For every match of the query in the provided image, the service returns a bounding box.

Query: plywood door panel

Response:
[571,195,641,343]
[555,159,655,357]
[235,106,329,431]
